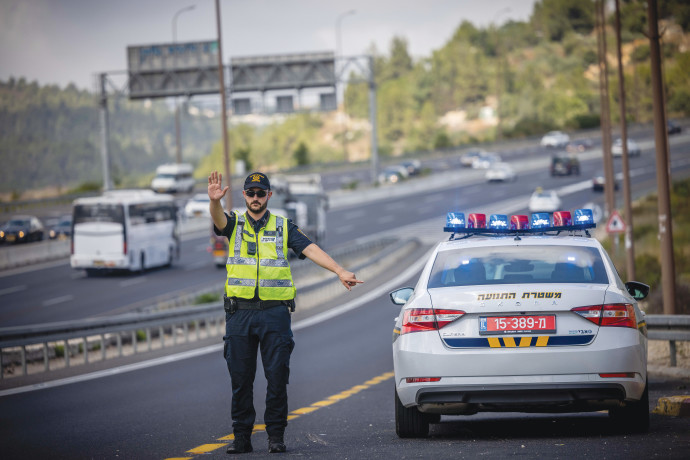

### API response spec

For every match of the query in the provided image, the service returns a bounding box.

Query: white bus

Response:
[71,190,180,275]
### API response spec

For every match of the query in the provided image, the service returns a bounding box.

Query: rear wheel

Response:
[395,388,430,438]
[609,379,649,433]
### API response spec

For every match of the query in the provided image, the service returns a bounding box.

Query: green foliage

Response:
[635,253,662,290]
[294,142,310,166]
[531,0,595,41]
[236,147,253,172]
[195,292,221,304]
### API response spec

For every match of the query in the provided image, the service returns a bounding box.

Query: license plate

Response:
[479,315,556,335]
[6,235,16,242]
[93,260,105,267]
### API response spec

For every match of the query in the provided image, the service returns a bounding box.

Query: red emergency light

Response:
[510,215,530,230]
[467,213,486,229]
[553,211,572,227]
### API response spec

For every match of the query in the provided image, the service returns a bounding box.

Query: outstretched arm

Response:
[302,243,364,291]
[208,170,229,231]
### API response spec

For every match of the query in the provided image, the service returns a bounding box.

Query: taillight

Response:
[572,304,637,329]
[401,308,465,335]
[123,242,128,255]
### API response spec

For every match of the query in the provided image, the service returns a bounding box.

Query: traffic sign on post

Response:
[606,210,626,233]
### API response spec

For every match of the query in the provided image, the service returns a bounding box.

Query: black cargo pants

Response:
[223,305,295,438]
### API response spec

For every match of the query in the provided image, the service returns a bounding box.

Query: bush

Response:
[569,113,600,130]
[505,116,556,138]
[635,253,661,291]
[645,282,690,315]
[433,131,452,150]
[196,292,221,304]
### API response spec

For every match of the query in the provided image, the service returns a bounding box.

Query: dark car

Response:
[592,173,620,192]
[550,153,580,176]
[667,120,682,135]
[399,160,422,176]
[0,215,44,244]
[48,215,72,240]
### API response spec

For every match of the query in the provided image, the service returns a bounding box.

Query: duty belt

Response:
[236,299,285,310]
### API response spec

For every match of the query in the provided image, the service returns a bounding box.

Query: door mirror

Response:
[625,281,650,300]
[389,287,414,305]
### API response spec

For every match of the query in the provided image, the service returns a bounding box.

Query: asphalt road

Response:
[0,130,689,459]
[1,265,689,459]
[1,130,689,327]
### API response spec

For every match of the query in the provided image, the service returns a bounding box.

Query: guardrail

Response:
[0,235,411,380]
[0,303,225,379]
[646,314,690,367]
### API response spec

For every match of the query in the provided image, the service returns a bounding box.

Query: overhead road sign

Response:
[606,210,626,233]
[127,40,221,99]
[230,51,336,93]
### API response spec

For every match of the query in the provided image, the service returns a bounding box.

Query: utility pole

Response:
[614,0,635,280]
[215,0,232,211]
[596,0,616,244]
[98,73,112,192]
[647,0,676,315]
[172,5,195,165]
[336,9,356,162]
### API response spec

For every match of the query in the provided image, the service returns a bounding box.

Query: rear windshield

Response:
[428,245,609,288]
[73,204,124,225]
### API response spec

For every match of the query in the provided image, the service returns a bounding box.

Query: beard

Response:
[245,198,267,214]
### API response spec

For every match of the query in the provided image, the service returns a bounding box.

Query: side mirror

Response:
[625,281,650,300]
[389,287,414,305]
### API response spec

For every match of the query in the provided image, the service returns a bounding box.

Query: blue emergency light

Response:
[531,213,551,229]
[446,212,466,229]
[574,208,594,225]
[488,214,508,230]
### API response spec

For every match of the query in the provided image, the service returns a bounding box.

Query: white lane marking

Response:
[0,285,27,296]
[42,295,74,307]
[0,253,431,398]
[119,277,147,287]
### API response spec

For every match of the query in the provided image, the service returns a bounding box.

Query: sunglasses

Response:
[245,189,268,198]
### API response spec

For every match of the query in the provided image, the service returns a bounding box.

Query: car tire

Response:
[395,388,430,438]
[609,379,649,433]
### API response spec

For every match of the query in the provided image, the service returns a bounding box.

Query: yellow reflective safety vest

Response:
[225,211,296,300]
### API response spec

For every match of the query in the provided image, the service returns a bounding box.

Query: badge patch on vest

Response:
[261,236,276,243]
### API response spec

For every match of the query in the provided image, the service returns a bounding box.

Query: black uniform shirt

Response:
[214,210,313,259]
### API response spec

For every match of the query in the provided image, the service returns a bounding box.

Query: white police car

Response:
[389,210,650,438]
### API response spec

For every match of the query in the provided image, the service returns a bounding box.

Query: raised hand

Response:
[208,170,229,201]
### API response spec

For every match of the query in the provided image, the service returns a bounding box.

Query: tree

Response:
[294,142,310,166]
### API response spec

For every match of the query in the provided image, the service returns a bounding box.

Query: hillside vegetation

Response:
[1,0,689,197]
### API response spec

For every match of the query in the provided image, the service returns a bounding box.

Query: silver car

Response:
[389,211,649,437]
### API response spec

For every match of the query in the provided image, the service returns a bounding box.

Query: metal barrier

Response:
[646,314,690,367]
[0,303,224,379]
[0,235,408,380]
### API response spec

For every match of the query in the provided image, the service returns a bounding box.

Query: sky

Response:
[0,0,536,92]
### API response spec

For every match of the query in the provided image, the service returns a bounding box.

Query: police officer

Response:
[208,170,362,454]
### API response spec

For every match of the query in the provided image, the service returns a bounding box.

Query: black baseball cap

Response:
[244,172,270,190]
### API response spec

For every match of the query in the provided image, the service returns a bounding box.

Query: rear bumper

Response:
[71,255,129,270]
[394,330,647,411]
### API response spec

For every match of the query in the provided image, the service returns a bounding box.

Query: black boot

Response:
[226,435,253,454]
[268,436,286,453]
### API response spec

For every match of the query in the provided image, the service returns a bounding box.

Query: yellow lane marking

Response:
[312,399,339,407]
[165,458,193,460]
[503,337,516,347]
[292,406,319,414]
[488,337,501,348]
[519,337,532,347]
[186,443,228,454]
[536,336,549,347]
[170,370,394,460]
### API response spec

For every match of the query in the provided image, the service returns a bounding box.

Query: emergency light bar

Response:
[443,208,595,236]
